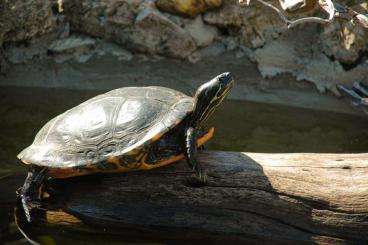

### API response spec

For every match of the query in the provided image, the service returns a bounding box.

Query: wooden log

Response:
[16,151,368,244]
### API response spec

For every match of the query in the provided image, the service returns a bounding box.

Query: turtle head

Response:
[192,72,234,126]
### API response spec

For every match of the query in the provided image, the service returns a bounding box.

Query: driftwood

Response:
[239,0,368,29]
[16,151,368,244]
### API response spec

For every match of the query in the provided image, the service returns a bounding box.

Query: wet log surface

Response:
[15,151,368,244]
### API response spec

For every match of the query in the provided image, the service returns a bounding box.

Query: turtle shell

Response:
[18,87,194,168]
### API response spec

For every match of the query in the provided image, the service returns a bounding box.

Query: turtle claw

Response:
[16,187,23,196]
[186,171,207,187]
[198,171,207,184]
[20,195,42,223]
[186,163,207,187]
[194,165,207,185]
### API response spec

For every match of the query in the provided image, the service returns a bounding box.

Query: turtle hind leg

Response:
[184,127,207,185]
[18,166,47,222]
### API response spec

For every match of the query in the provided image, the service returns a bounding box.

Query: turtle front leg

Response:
[18,166,47,222]
[184,127,207,183]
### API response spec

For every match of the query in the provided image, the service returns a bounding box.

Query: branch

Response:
[15,151,368,244]
[239,0,368,29]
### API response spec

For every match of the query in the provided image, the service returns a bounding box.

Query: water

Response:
[1,86,368,244]
[207,99,368,153]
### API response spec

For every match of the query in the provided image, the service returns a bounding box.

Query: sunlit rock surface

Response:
[0,0,367,94]
[204,0,285,48]
[156,0,223,18]
[63,0,196,58]
[0,0,56,46]
[0,0,56,72]
[320,3,368,64]
[253,25,368,94]
[184,16,218,47]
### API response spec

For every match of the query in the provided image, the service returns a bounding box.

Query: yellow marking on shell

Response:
[151,133,163,142]
[43,192,51,199]
[127,158,141,169]
[108,159,122,170]
[46,210,82,224]
[139,127,215,170]
[109,156,120,164]
[47,127,215,178]
[126,147,142,156]
[48,166,89,179]
[140,153,185,170]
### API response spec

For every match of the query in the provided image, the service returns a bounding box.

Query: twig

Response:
[239,0,368,29]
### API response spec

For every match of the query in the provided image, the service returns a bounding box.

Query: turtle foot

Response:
[187,168,208,187]
[20,195,43,223]
[185,174,207,187]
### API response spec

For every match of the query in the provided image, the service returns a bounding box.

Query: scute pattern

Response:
[18,87,194,168]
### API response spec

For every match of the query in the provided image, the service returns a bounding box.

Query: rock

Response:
[203,0,285,48]
[48,34,96,63]
[354,13,368,29]
[197,41,226,57]
[279,0,306,12]
[253,38,299,78]
[221,36,239,51]
[184,16,218,47]
[56,15,70,39]
[0,0,56,46]
[4,35,57,64]
[48,35,96,53]
[6,45,42,65]
[200,0,368,93]
[320,2,368,64]
[156,0,223,18]
[64,0,196,58]
[0,49,9,73]
[133,3,197,57]
[64,0,143,38]
[253,32,368,94]
[74,53,93,63]
[0,0,367,101]
[0,0,56,71]
[235,49,246,58]
[96,41,133,61]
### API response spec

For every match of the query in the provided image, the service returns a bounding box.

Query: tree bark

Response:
[17,151,368,244]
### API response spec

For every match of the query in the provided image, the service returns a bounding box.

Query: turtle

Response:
[17,72,234,222]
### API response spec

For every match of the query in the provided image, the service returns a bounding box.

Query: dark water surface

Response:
[1,86,368,244]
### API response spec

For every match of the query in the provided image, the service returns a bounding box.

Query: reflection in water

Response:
[0,86,368,243]
[14,205,41,245]
[13,199,163,245]
[206,100,368,153]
